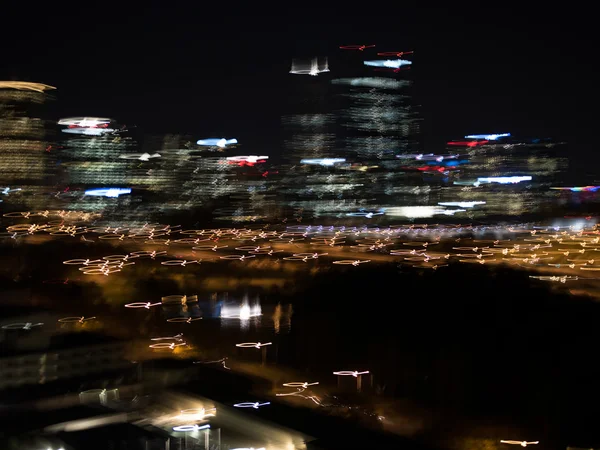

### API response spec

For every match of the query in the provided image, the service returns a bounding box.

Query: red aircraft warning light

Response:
[339,44,375,51]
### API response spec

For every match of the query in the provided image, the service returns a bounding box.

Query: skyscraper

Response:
[279,49,422,220]
[0,81,57,208]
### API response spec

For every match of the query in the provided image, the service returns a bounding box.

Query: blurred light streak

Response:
[84,188,131,197]
[300,158,345,166]
[196,138,238,147]
[477,176,532,184]
[465,133,511,140]
[500,441,539,447]
[339,44,375,50]
[0,81,56,92]
[172,424,210,432]
[364,59,412,68]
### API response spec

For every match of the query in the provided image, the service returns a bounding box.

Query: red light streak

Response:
[447,140,489,147]
[377,51,414,57]
[374,67,411,73]
[415,165,456,173]
[339,44,375,51]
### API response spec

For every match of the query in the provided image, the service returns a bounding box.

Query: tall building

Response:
[54,118,140,216]
[0,81,57,209]
[57,120,138,186]
[279,49,422,220]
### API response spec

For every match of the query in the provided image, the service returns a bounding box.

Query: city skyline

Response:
[1,5,594,162]
[3,6,600,450]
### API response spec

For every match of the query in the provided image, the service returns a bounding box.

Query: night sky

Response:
[1,4,595,165]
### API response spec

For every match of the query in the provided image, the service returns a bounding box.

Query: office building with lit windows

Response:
[0,81,57,209]
[279,50,422,220]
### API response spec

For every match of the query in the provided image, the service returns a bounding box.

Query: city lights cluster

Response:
[5,219,597,297]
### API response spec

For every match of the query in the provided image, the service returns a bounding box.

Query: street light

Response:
[236,342,272,365]
[333,370,370,392]
[282,381,319,389]
[233,402,270,409]
[500,441,539,447]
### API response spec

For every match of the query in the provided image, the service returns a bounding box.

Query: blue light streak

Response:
[464,133,511,140]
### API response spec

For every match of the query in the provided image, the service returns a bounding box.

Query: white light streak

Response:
[84,188,131,198]
[363,59,412,68]
[282,381,319,388]
[236,342,272,348]
[500,441,539,447]
[332,260,371,266]
[233,402,270,409]
[172,424,210,432]
[333,370,369,377]
[119,153,161,161]
[149,342,186,350]
[477,176,532,184]
[300,158,346,166]
[1,322,43,330]
[196,138,238,147]
[125,302,161,309]
[58,117,112,127]
[438,201,486,208]
[151,334,184,341]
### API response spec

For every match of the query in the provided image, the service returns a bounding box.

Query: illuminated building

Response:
[50,119,140,215]
[0,81,57,208]
[279,50,422,220]
[438,134,568,217]
[115,133,276,220]
[57,118,138,186]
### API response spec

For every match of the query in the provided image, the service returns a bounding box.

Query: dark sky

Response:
[1,4,596,161]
